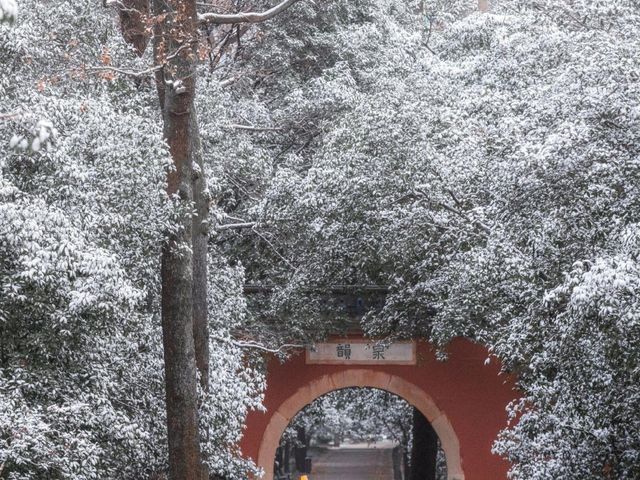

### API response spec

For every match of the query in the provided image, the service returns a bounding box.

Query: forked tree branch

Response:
[198,0,302,24]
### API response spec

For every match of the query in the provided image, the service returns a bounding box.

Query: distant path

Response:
[310,442,394,480]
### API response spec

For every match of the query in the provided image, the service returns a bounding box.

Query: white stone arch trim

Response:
[256,369,464,480]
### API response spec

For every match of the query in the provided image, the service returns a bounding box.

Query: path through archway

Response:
[240,338,516,480]
[262,373,459,479]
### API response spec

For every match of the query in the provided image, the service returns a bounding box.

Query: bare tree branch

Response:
[413,187,492,234]
[83,43,191,79]
[231,340,304,354]
[0,112,22,121]
[222,214,250,222]
[435,201,491,234]
[218,75,241,87]
[212,336,303,354]
[251,224,295,268]
[85,64,162,78]
[243,284,390,294]
[215,221,257,231]
[220,123,283,132]
[198,0,302,25]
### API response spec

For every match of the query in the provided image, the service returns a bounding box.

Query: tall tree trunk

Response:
[153,0,205,479]
[409,408,438,480]
[192,115,213,480]
[192,115,210,390]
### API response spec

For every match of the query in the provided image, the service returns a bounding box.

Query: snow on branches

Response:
[0,0,16,24]
[215,0,640,478]
[1,1,266,478]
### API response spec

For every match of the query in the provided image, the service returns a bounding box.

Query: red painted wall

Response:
[240,338,517,480]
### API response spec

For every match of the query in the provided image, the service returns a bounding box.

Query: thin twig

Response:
[208,25,235,72]
[436,201,491,234]
[198,0,302,24]
[423,13,436,55]
[220,124,283,132]
[251,225,295,269]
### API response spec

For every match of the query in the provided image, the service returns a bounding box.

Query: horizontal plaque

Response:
[306,339,416,365]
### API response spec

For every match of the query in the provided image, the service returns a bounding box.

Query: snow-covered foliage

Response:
[286,388,413,446]
[200,258,266,477]
[1,1,264,478]
[3,0,639,477]
[494,244,640,479]
[0,0,16,25]
[214,0,640,478]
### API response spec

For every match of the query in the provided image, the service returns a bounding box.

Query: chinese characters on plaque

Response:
[336,343,352,360]
[306,340,416,365]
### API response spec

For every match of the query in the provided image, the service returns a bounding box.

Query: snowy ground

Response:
[310,441,395,480]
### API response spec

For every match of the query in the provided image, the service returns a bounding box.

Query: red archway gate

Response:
[240,338,516,480]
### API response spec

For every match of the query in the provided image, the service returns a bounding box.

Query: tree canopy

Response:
[1,0,639,479]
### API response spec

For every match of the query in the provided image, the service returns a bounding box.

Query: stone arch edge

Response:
[255,369,465,480]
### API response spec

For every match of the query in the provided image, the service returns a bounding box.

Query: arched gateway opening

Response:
[278,387,447,479]
[240,338,517,480]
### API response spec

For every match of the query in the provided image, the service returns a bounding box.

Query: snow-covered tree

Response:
[1,1,265,478]
[3,0,639,478]
[217,1,640,478]
[0,0,16,25]
[282,388,447,479]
